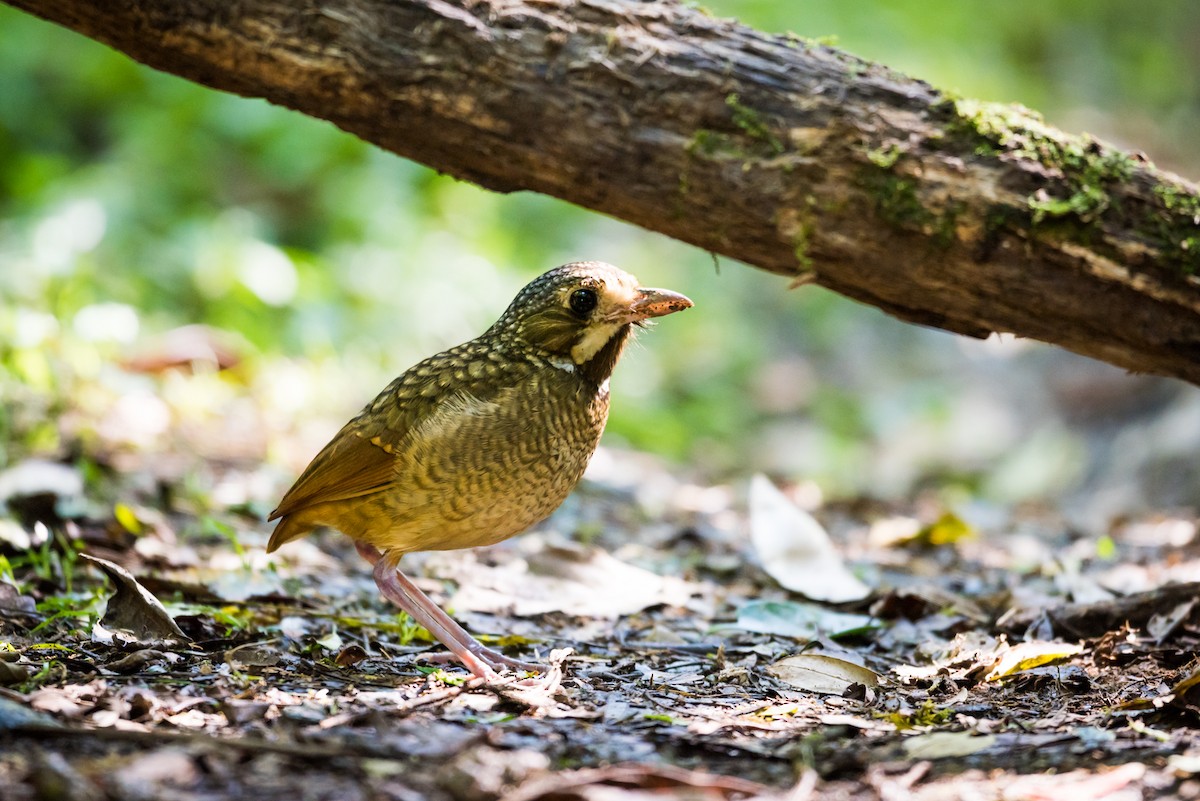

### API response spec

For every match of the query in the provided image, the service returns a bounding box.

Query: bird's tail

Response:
[266,514,311,553]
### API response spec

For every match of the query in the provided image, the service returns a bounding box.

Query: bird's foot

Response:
[470,649,572,709]
[364,547,566,690]
[422,643,547,675]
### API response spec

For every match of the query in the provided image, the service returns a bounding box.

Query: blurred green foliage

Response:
[1,2,1197,505]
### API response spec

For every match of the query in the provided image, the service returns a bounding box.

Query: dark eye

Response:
[569,288,598,317]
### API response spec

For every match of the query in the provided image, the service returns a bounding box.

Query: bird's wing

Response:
[267,417,397,521]
[269,349,530,521]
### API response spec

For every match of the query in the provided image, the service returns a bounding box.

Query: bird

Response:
[266,262,693,680]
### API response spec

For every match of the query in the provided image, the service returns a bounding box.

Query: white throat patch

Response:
[570,322,622,364]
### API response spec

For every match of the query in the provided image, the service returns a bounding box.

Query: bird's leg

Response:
[354,541,383,566]
[357,543,547,677]
[367,547,493,679]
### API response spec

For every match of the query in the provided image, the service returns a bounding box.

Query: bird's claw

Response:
[473,649,571,707]
[468,643,549,674]
[420,646,546,676]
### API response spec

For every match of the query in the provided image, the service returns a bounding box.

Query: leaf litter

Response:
[749,474,871,603]
[2,415,1200,799]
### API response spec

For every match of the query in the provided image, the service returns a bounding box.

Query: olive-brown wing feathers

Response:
[268,419,398,523]
[267,350,534,551]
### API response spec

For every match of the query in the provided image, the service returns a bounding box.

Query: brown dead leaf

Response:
[335,644,368,667]
[29,687,89,718]
[81,554,186,642]
[1093,624,1145,665]
[224,641,282,668]
[106,649,172,674]
[768,654,881,695]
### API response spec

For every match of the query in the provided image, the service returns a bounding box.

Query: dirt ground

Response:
[2,448,1200,801]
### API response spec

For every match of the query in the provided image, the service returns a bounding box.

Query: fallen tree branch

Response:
[6,0,1200,382]
[999,581,1200,638]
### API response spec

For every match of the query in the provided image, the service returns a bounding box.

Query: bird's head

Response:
[492,261,693,385]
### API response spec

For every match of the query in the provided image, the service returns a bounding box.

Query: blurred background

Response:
[1,0,1198,533]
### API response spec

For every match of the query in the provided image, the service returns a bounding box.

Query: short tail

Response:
[266,514,312,553]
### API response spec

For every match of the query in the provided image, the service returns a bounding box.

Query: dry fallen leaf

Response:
[1109,659,1200,714]
[106,649,178,674]
[224,642,282,668]
[335,644,369,667]
[81,554,186,642]
[749,474,870,603]
[983,640,1083,681]
[768,653,880,695]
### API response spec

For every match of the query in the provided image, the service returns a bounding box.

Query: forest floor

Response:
[2,414,1200,800]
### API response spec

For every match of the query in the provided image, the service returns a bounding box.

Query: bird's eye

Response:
[569,288,598,317]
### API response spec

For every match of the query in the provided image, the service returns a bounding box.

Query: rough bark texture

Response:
[7,0,1200,382]
[1000,582,1200,638]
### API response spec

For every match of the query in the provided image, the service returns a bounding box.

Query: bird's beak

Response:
[627,287,694,321]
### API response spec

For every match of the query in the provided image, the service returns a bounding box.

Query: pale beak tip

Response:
[632,288,694,319]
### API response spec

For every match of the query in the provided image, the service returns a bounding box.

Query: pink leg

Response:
[356,542,547,678]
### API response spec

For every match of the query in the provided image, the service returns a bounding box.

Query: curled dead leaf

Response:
[768,654,880,695]
[336,644,369,667]
[81,554,186,643]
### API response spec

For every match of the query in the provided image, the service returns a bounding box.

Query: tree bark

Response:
[7,0,1200,383]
